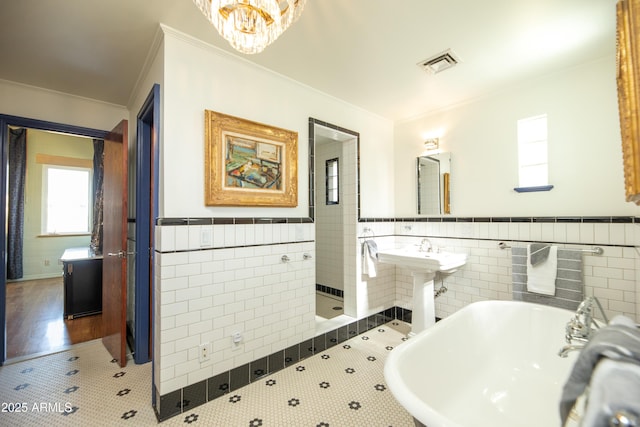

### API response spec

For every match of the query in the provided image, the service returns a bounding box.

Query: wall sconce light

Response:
[424,138,439,150]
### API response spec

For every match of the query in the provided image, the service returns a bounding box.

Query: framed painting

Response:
[617,0,640,204]
[204,110,298,207]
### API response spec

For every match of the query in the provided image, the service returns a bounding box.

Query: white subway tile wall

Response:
[359,220,638,324]
[154,222,316,396]
[153,218,639,400]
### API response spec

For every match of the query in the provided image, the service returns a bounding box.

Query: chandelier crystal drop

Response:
[193,0,306,54]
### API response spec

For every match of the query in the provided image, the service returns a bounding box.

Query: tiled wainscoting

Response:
[153,220,317,420]
[359,217,639,323]
[152,215,639,421]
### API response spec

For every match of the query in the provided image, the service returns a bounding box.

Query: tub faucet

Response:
[558,344,584,358]
[419,238,432,252]
[565,296,609,344]
[559,296,609,358]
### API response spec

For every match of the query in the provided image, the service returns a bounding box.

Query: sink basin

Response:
[377,246,467,335]
[377,247,467,273]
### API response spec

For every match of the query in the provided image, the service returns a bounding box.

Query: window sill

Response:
[38,233,91,238]
[513,185,554,193]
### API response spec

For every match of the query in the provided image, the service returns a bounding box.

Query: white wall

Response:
[154,26,395,397]
[0,79,127,131]
[385,54,640,329]
[393,55,638,217]
[126,31,165,217]
[160,26,394,219]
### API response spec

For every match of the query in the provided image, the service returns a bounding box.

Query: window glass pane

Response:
[329,188,338,202]
[519,164,548,187]
[517,115,548,187]
[518,141,547,166]
[326,158,339,205]
[44,166,91,234]
[517,116,547,143]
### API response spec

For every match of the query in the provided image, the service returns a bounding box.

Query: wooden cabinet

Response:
[61,247,103,319]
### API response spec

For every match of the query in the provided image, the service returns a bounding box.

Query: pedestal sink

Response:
[378,247,467,336]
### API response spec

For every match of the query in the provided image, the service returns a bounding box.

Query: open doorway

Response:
[129,83,159,365]
[0,112,156,368]
[3,123,108,363]
[0,107,160,365]
[311,119,360,334]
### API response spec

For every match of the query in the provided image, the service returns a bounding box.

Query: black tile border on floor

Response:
[315,284,344,299]
[153,306,413,422]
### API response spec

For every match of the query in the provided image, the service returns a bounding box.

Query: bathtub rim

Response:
[384,300,575,427]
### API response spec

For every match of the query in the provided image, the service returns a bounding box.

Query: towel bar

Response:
[359,226,376,240]
[498,242,604,255]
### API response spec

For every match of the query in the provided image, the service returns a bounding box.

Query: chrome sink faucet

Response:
[419,238,432,252]
[558,296,609,357]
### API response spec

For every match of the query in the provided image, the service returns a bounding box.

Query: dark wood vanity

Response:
[61,247,103,319]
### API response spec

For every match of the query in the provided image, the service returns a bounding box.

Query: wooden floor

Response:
[6,277,103,361]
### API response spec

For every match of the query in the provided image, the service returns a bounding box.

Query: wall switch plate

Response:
[200,228,212,247]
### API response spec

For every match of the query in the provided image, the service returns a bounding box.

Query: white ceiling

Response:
[0,0,617,123]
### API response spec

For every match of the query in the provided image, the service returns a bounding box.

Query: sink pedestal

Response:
[376,246,467,337]
[408,271,437,337]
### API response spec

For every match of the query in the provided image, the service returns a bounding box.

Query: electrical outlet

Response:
[199,343,211,362]
[231,332,242,351]
[44,259,50,266]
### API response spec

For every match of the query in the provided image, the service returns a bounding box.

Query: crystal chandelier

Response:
[193,0,306,54]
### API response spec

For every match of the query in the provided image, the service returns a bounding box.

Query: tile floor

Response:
[315,292,344,320]
[0,320,414,426]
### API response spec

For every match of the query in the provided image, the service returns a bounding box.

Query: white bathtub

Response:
[384,300,579,427]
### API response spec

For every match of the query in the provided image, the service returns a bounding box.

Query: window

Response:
[42,165,92,234]
[326,158,339,205]
[517,114,551,190]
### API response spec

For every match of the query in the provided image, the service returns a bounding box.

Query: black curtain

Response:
[90,139,104,254]
[8,128,27,280]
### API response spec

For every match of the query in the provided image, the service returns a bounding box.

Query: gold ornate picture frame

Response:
[204,110,298,207]
[617,0,640,204]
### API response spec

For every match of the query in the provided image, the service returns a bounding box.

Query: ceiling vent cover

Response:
[418,49,460,74]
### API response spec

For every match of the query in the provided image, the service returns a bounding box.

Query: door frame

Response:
[133,84,159,365]
[0,114,108,365]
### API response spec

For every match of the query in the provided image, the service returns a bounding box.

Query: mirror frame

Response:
[417,152,451,215]
[308,118,360,221]
[617,0,640,204]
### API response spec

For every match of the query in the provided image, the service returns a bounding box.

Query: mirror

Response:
[417,152,451,215]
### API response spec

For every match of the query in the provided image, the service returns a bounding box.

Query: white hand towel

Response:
[526,244,557,295]
[362,240,377,278]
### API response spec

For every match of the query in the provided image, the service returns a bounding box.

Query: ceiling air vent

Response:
[418,49,460,74]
